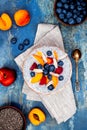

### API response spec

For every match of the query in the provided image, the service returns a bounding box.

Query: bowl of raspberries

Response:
[54,0,87,26]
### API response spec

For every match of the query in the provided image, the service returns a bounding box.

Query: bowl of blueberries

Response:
[54,0,87,26]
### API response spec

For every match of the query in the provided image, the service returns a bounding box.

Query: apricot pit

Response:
[28,108,46,126]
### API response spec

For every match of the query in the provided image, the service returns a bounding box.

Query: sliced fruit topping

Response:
[50,72,59,77]
[49,65,55,72]
[30,72,35,77]
[32,54,44,65]
[53,51,58,60]
[57,60,64,66]
[55,66,63,74]
[59,75,64,81]
[48,84,54,90]
[46,81,53,87]
[36,51,43,57]
[53,58,57,68]
[39,76,47,85]
[30,62,37,70]
[30,73,43,83]
[42,53,47,63]
[46,76,49,84]
[52,75,59,87]
[46,57,53,64]
[36,51,47,62]
[33,69,43,73]
[46,50,52,56]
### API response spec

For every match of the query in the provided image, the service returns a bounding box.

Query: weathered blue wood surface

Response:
[0,0,87,130]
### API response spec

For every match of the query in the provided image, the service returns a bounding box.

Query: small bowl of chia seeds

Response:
[0,106,26,130]
[54,0,87,26]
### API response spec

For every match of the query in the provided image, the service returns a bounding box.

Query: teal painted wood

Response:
[0,0,87,130]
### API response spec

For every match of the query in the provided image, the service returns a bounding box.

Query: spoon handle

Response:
[75,62,80,92]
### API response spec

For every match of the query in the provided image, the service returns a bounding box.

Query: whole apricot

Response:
[28,108,46,126]
[0,13,12,31]
[14,9,30,26]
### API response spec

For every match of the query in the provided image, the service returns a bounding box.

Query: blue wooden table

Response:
[0,0,87,130]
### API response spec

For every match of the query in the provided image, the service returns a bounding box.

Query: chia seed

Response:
[0,108,23,130]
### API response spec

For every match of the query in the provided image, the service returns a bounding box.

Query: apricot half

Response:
[14,9,30,26]
[0,13,12,31]
[28,108,46,126]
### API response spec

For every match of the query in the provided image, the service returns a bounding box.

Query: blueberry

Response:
[11,37,17,44]
[70,5,75,10]
[77,1,80,6]
[30,72,35,77]
[58,60,64,66]
[68,18,75,25]
[49,65,55,72]
[48,84,54,90]
[73,14,77,19]
[23,39,30,46]
[61,0,67,3]
[37,64,42,69]
[59,75,64,81]
[83,10,87,15]
[43,69,49,75]
[62,9,67,14]
[76,17,82,23]
[73,9,77,14]
[64,4,69,9]
[59,13,65,19]
[44,63,49,70]
[47,50,52,56]
[63,18,68,23]
[80,15,84,18]
[48,74,52,80]
[81,2,86,7]
[57,2,62,7]
[56,8,62,14]
[77,6,82,11]
[18,44,24,50]
[67,12,73,18]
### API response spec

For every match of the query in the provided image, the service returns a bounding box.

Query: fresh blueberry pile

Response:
[55,0,87,25]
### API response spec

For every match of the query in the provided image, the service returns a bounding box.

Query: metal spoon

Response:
[72,49,82,92]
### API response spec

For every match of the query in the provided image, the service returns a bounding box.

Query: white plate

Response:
[23,46,72,95]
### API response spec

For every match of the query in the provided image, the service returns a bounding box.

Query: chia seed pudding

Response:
[0,108,24,130]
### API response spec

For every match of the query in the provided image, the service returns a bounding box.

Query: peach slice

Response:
[52,75,59,88]
[53,51,58,60]
[0,13,12,31]
[28,108,46,126]
[30,73,43,83]
[14,9,30,26]
[32,54,44,65]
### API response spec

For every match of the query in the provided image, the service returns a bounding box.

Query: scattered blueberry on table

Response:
[55,0,87,25]
[23,39,30,46]
[11,37,17,44]
[18,43,24,50]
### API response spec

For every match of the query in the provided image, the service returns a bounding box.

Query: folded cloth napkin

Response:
[14,24,76,124]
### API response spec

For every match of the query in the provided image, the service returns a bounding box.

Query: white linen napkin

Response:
[14,24,76,124]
